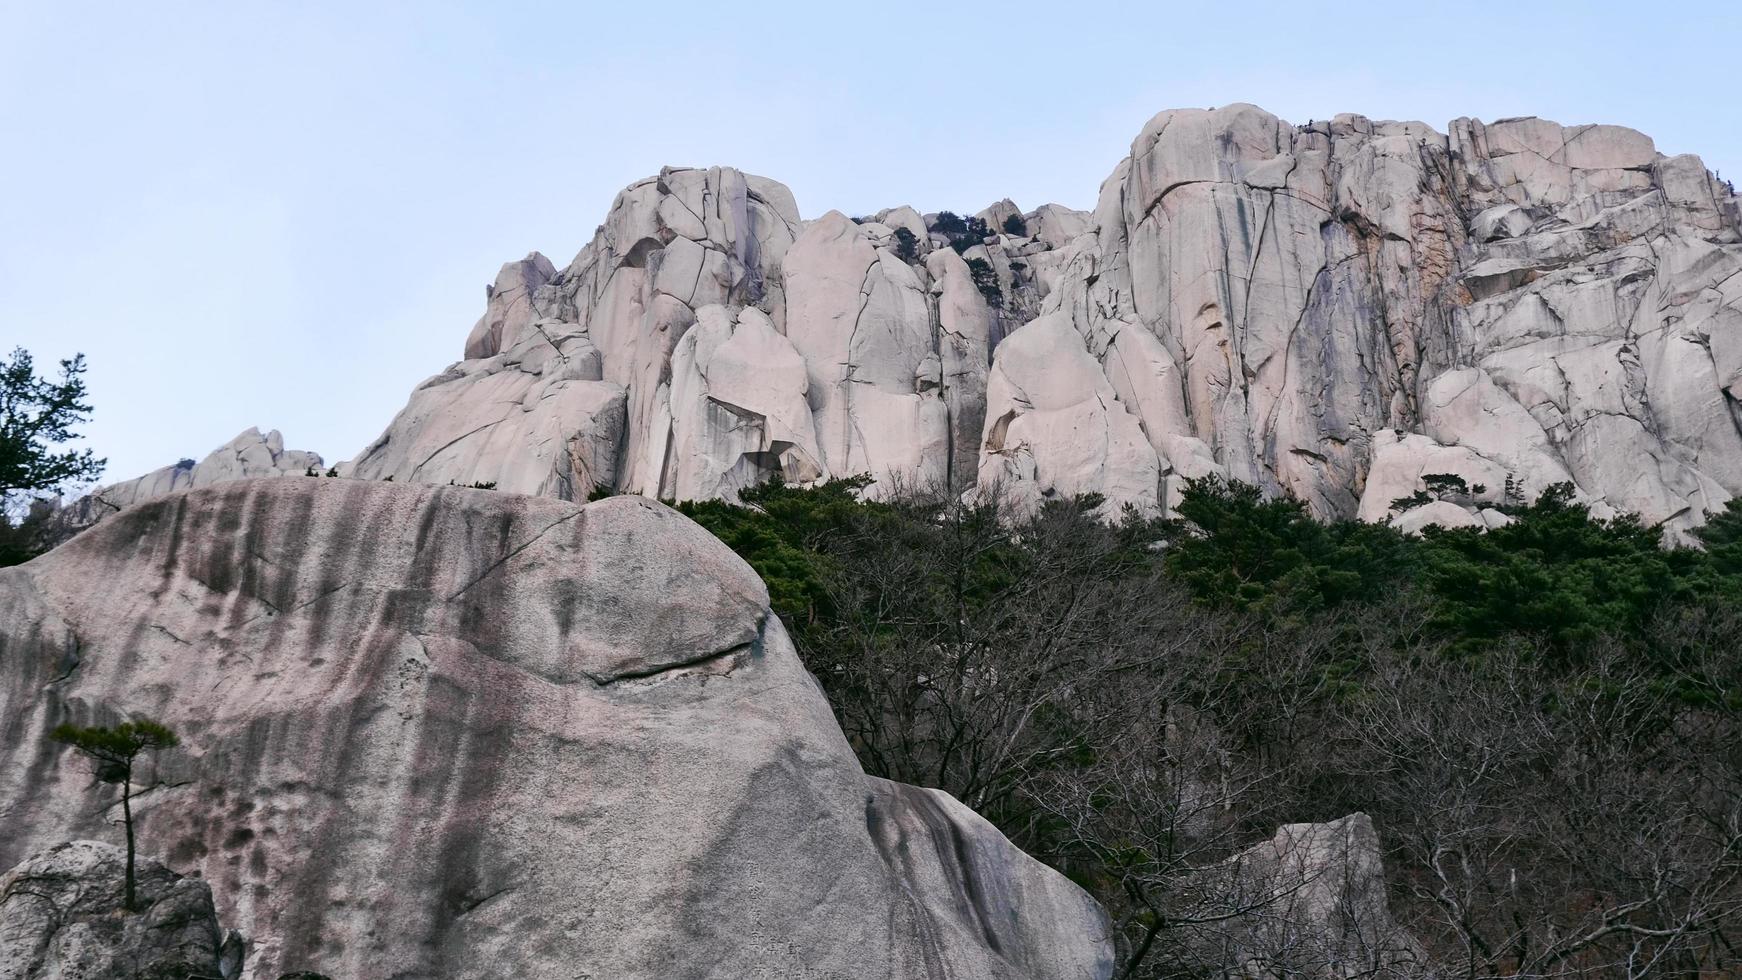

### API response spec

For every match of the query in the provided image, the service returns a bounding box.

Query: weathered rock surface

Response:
[1043,105,1742,533]
[0,840,244,980]
[0,478,1111,980]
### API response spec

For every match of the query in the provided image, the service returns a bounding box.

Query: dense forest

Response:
[674,477,1742,978]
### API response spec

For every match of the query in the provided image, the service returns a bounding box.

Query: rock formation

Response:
[344,166,1063,504]
[77,106,1742,537]
[55,427,322,536]
[1042,107,1742,533]
[329,106,1741,534]
[0,840,245,980]
[0,478,1112,979]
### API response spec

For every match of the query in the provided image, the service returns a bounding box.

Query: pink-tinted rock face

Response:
[0,478,1111,980]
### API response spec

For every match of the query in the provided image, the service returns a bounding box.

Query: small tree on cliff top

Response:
[50,717,180,912]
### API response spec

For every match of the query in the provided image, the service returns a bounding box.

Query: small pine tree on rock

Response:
[892,227,921,263]
[966,258,1003,309]
[49,717,181,912]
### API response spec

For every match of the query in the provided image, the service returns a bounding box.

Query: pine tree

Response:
[49,717,181,912]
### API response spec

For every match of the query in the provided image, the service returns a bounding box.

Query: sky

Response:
[3,0,1739,486]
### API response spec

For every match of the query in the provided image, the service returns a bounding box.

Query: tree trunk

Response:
[121,767,136,913]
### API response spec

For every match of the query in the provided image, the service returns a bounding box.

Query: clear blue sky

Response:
[4,0,1738,485]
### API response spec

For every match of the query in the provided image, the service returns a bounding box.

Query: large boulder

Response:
[0,478,1111,980]
[978,313,1160,515]
[0,840,244,980]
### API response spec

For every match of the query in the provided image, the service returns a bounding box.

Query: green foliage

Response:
[1163,476,1722,659]
[687,472,1742,674]
[50,718,180,778]
[965,258,1003,309]
[1503,473,1527,507]
[1162,476,1413,614]
[677,477,877,630]
[587,483,618,501]
[930,211,991,253]
[1419,483,1691,653]
[1696,496,1742,579]
[1392,472,1486,513]
[0,347,105,501]
[1390,489,1433,512]
[0,500,55,567]
[891,226,920,262]
[951,217,990,254]
[930,211,967,235]
[1001,212,1028,236]
[1423,472,1471,498]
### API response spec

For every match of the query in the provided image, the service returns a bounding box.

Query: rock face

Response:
[1041,105,1742,531]
[326,106,1740,532]
[0,840,244,980]
[0,478,1111,980]
[345,166,1062,504]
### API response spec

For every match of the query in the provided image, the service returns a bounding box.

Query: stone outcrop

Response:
[55,427,322,536]
[0,478,1112,980]
[0,840,245,980]
[324,105,1740,533]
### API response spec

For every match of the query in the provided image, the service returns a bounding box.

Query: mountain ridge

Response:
[60,103,1742,538]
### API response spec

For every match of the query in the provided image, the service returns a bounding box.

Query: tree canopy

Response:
[678,475,1742,976]
[0,347,104,502]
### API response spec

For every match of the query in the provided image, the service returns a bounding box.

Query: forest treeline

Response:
[677,477,1742,978]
